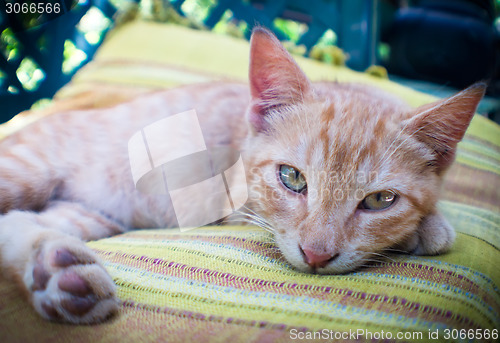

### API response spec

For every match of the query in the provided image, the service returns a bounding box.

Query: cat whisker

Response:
[385,247,410,254]
[226,218,275,238]
[357,257,390,269]
[370,252,397,263]
[238,205,260,217]
[232,207,276,233]
[227,212,259,224]
[226,217,274,233]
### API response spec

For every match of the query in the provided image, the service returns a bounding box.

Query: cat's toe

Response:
[29,240,119,323]
[53,248,79,267]
[58,270,92,296]
[41,301,62,320]
[61,294,97,316]
[32,251,50,291]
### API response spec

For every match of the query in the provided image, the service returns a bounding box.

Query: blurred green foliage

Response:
[2,0,499,96]
[0,1,114,93]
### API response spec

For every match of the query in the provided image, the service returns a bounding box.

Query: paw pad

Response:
[29,241,118,323]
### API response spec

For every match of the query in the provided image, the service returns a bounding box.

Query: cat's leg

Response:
[0,201,125,323]
[397,211,456,256]
[0,143,63,213]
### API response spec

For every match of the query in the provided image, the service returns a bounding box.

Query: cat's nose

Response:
[300,247,338,269]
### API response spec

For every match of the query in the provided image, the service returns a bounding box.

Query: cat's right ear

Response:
[403,82,486,174]
[248,27,311,132]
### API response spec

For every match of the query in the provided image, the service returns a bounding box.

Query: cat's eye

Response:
[359,191,397,211]
[279,165,307,193]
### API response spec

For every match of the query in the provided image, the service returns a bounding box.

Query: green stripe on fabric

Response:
[73,62,214,88]
[104,260,439,329]
[428,233,500,286]
[459,137,500,165]
[95,22,249,81]
[454,149,500,174]
[354,258,499,302]
[95,237,286,269]
[350,269,498,328]
[466,114,500,147]
[439,201,500,250]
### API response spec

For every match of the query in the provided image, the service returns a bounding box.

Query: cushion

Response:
[0,21,499,342]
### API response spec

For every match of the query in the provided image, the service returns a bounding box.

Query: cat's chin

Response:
[287,257,365,275]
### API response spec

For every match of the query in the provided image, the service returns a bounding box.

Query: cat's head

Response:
[243,28,485,274]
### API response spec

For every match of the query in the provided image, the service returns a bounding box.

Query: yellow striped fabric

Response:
[0,21,499,343]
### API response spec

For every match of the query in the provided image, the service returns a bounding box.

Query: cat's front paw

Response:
[399,211,456,256]
[27,237,119,324]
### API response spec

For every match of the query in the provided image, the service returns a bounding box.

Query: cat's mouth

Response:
[288,246,400,274]
[273,236,370,274]
[292,255,364,275]
[296,252,374,274]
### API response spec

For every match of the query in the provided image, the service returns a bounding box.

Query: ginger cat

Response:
[0,28,485,324]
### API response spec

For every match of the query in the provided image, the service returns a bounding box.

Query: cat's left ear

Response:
[248,27,312,132]
[404,83,486,173]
